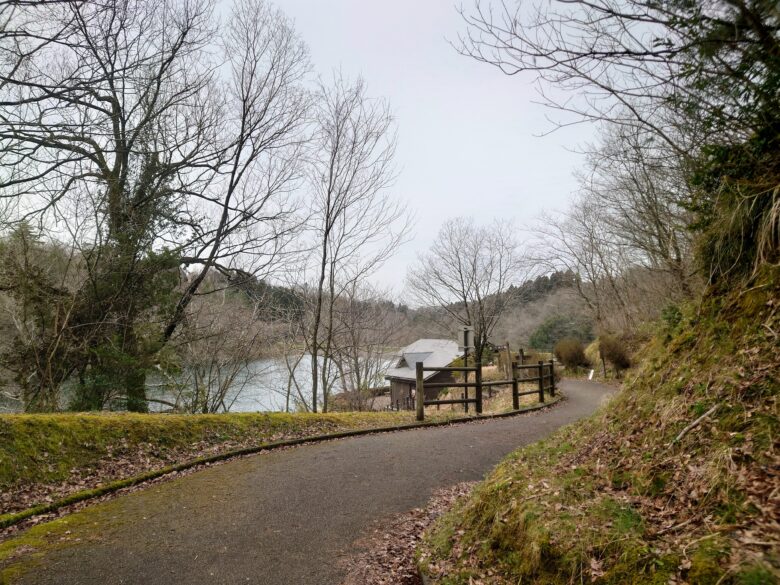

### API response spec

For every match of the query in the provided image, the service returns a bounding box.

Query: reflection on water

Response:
[147,355,348,413]
[0,394,21,413]
[2,354,388,413]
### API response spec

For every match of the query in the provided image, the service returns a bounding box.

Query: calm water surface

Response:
[2,355,390,413]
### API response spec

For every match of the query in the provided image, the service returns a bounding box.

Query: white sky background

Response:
[278,0,596,294]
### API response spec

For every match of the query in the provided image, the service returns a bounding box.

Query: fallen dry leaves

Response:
[1,429,331,518]
[340,482,476,585]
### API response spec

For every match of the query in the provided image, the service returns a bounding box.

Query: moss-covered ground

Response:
[1,411,415,487]
[0,495,127,584]
[418,275,779,584]
[0,410,465,522]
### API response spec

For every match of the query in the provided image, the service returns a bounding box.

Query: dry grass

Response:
[427,364,541,415]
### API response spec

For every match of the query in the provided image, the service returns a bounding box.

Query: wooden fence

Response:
[415,359,555,421]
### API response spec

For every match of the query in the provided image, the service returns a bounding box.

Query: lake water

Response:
[1,354,390,413]
[149,355,340,413]
[147,354,389,413]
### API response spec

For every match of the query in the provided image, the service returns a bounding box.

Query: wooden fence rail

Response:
[415,359,555,421]
[422,366,479,373]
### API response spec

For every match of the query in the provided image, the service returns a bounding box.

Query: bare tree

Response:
[406,217,526,361]
[164,0,310,341]
[0,0,309,410]
[582,126,697,294]
[457,1,777,331]
[531,123,700,332]
[291,74,410,412]
[536,192,651,332]
[458,0,780,284]
[458,0,777,151]
[329,283,403,411]
[156,288,270,414]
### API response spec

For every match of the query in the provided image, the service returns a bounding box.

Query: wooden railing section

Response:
[415,359,555,421]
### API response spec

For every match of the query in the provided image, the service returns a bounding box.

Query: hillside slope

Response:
[419,276,779,584]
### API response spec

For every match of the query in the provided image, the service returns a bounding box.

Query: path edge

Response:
[1,395,563,530]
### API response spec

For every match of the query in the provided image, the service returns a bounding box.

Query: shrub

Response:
[584,340,600,371]
[599,335,632,377]
[661,304,683,331]
[554,338,589,369]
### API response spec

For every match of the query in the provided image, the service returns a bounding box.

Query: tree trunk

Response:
[309,238,330,413]
[125,367,148,413]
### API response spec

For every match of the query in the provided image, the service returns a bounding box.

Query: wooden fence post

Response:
[549,360,556,397]
[475,360,483,414]
[416,362,424,421]
[463,352,469,413]
[511,360,519,410]
[538,360,545,403]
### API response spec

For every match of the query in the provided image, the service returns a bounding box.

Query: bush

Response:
[584,340,600,370]
[599,335,632,376]
[554,338,589,369]
[661,304,683,331]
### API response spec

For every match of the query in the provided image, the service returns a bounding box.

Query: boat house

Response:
[384,339,461,410]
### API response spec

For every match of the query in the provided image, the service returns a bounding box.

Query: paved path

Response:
[14,381,612,585]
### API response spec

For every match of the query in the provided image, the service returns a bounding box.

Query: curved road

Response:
[14,380,612,585]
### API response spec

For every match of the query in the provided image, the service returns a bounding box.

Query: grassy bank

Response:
[418,276,779,584]
[0,410,435,519]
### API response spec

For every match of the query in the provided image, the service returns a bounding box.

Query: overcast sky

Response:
[280,0,595,294]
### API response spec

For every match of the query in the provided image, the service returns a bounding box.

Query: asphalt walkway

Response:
[14,380,613,585]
